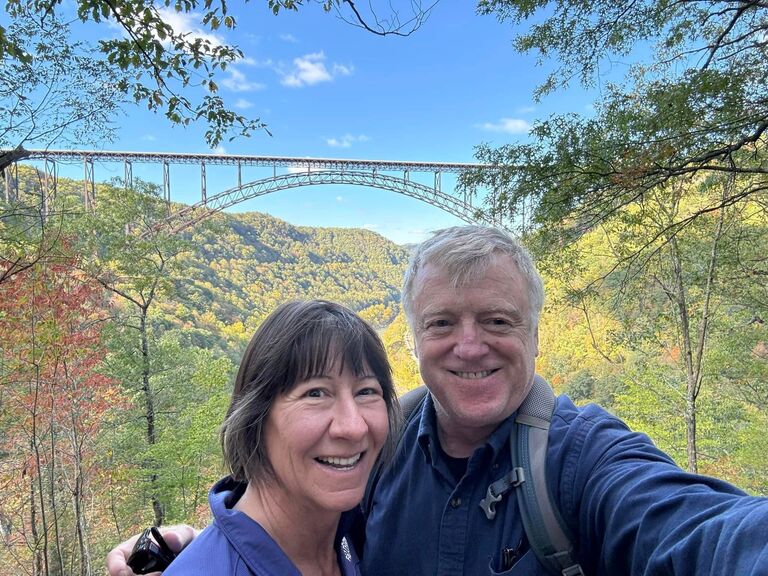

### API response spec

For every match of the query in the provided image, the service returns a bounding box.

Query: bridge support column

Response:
[201,161,207,204]
[43,158,57,219]
[125,160,133,189]
[162,160,171,206]
[83,158,95,211]
[2,165,14,202]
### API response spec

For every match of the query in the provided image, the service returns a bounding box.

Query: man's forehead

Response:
[415,253,522,287]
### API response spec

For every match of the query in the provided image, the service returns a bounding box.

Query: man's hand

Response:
[105,525,199,576]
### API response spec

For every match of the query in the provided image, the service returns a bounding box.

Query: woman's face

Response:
[262,357,389,515]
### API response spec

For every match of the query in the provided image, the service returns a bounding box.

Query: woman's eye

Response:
[305,388,325,398]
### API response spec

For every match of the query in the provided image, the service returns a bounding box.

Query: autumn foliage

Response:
[0,255,120,575]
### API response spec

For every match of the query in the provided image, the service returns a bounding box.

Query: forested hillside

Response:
[1,166,766,575]
[162,207,409,359]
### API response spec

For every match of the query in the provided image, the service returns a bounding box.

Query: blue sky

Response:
[57,2,599,244]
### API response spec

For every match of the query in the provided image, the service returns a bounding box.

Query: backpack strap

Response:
[398,385,428,422]
[511,375,584,576]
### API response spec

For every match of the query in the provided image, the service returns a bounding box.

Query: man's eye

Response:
[428,319,451,328]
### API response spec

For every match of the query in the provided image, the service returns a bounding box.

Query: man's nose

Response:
[329,396,368,440]
[453,322,489,359]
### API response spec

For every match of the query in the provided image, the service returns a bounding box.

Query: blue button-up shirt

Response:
[362,393,768,575]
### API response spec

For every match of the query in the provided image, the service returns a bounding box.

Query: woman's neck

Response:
[235,481,342,576]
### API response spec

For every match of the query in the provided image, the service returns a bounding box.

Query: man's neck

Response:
[435,417,496,458]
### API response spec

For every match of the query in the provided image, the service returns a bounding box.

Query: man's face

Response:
[411,254,539,455]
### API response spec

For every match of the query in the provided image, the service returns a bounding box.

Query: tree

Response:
[1,166,77,286]
[1,0,436,151]
[80,181,189,526]
[463,1,767,243]
[535,174,768,478]
[0,255,117,575]
[0,7,125,153]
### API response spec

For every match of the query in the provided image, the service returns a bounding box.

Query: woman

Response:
[163,300,400,576]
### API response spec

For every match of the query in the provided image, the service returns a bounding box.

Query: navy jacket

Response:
[363,393,768,575]
[165,477,363,576]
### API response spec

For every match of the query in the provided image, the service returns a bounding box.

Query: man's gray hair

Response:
[402,225,544,330]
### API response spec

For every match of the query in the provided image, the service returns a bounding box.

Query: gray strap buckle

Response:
[479,467,525,520]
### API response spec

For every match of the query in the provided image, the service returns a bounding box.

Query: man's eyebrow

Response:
[481,305,520,315]
[419,307,452,319]
[482,307,526,322]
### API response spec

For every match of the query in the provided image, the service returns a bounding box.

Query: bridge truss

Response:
[2,148,506,231]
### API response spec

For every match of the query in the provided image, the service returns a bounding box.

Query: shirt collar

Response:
[416,392,517,465]
[209,477,361,575]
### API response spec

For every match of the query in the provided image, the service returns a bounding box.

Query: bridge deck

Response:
[21,149,488,174]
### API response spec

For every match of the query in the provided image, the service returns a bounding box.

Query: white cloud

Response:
[156,8,224,47]
[234,98,253,109]
[280,33,298,43]
[280,52,352,87]
[477,118,531,134]
[336,196,344,202]
[213,145,227,155]
[325,134,370,148]
[332,63,353,76]
[516,105,536,114]
[141,134,157,141]
[221,68,265,92]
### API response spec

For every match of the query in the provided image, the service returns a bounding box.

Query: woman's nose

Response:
[329,397,368,440]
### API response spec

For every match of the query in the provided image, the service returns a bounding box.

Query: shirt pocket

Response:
[488,539,539,575]
[489,549,540,574]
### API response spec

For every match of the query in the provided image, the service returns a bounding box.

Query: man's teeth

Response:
[453,370,494,379]
[317,454,362,467]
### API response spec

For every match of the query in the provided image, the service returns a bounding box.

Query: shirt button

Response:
[450,497,462,508]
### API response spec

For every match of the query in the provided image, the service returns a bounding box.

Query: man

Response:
[108,225,768,575]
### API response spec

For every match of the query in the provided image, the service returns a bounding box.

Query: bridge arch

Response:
[161,170,500,234]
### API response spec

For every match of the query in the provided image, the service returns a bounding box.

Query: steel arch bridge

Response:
[166,170,496,234]
[1,148,506,232]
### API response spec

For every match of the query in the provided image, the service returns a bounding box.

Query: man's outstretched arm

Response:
[105,525,200,576]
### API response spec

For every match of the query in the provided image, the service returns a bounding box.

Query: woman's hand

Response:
[105,525,199,576]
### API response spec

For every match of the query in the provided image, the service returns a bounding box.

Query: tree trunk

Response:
[668,236,699,472]
[140,310,164,526]
[30,449,43,576]
[668,193,727,473]
[70,413,91,576]
[47,391,66,574]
